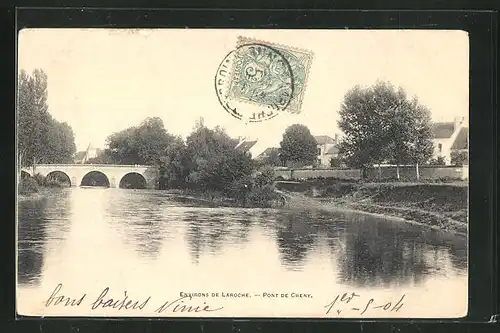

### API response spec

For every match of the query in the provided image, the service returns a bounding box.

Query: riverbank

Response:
[18,176,71,202]
[156,187,286,209]
[18,187,54,202]
[276,181,468,234]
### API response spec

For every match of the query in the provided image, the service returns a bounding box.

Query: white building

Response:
[313,135,339,167]
[74,143,102,164]
[235,134,340,168]
[431,117,468,165]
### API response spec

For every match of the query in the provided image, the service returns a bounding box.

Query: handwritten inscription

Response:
[44,284,223,314]
[90,287,150,311]
[45,283,86,307]
[44,284,407,317]
[324,292,405,316]
[155,295,223,314]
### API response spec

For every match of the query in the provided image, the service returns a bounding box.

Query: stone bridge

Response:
[20,164,159,189]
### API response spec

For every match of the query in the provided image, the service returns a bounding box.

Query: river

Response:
[17,187,468,318]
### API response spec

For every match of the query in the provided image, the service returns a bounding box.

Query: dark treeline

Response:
[88,117,281,207]
[18,69,76,167]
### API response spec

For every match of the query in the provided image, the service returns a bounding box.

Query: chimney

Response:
[334,134,339,144]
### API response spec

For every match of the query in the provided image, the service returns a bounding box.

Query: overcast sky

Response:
[18,29,469,152]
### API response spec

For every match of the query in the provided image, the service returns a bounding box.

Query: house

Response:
[314,135,339,167]
[235,134,341,168]
[255,147,280,161]
[431,117,468,165]
[74,151,87,164]
[74,143,102,164]
[234,139,258,156]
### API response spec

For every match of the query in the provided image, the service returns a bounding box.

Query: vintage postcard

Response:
[16,28,469,318]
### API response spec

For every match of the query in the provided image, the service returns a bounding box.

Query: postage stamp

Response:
[226,37,313,115]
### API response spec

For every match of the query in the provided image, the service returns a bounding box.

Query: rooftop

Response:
[451,127,468,150]
[326,145,339,154]
[256,147,280,159]
[314,135,336,145]
[235,140,258,153]
[431,122,456,139]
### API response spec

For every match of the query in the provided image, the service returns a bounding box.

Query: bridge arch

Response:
[119,172,147,189]
[46,171,72,187]
[81,171,110,187]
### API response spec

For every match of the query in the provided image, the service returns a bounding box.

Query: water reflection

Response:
[105,189,171,259]
[184,209,254,264]
[18,190,72,286]
[274,210,320,270]
[18,199,48,286]
[17,188,468,291]
[337,216,431,287]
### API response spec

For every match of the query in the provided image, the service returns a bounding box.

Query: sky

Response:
[18,29,469,152]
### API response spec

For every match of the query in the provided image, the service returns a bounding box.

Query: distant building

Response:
[74,151,87,164]
[431,117,468,165]
[74,143,102,164]
[235,134,340,168]
[255,147,281,161]
[314,135,339,167]
[235,139,258,156]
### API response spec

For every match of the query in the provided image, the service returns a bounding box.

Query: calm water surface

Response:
[17,187,468,318]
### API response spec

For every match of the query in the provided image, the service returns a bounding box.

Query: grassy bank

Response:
[18,175,70,201]
[276,180,468,234]
[158,187,286,209]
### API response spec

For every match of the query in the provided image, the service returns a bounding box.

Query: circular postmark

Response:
[215,43,295,123]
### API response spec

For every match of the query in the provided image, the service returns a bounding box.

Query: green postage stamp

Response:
[226,36,313,115]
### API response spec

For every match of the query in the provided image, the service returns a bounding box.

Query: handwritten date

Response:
[324,292,405,316]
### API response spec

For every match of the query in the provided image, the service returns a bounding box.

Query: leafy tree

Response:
[197,148,254,192]
[106,117,175,165]
[184,121,244,190]
[17,69,76,168]
[386,97,434,180]
[159,136,189,188]
[329,156,341,168]
[279,124,317,167]
[337,81,434,179]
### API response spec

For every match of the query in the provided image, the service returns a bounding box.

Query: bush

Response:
[19,177,39,195]
[255,166,275,187]
[247,185,281,207]
[429,156,446,166]
[450,150,468,166]
[33,173,46,186]
[44,178,67,188]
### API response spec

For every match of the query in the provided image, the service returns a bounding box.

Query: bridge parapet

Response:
[20,164,159,189]
[22,164,153,168]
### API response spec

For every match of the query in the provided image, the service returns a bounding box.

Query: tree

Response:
[197,148,254,192]
[337,81,434,179]
[184,122,242,189]
[386,97,434,180]
[17,69,76,168]
[337,82,397,175]
[450,150,468,166]
[159,136,189,188]
[106,117,175,165]
[279,124,317,167]
[329,156,341,168]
